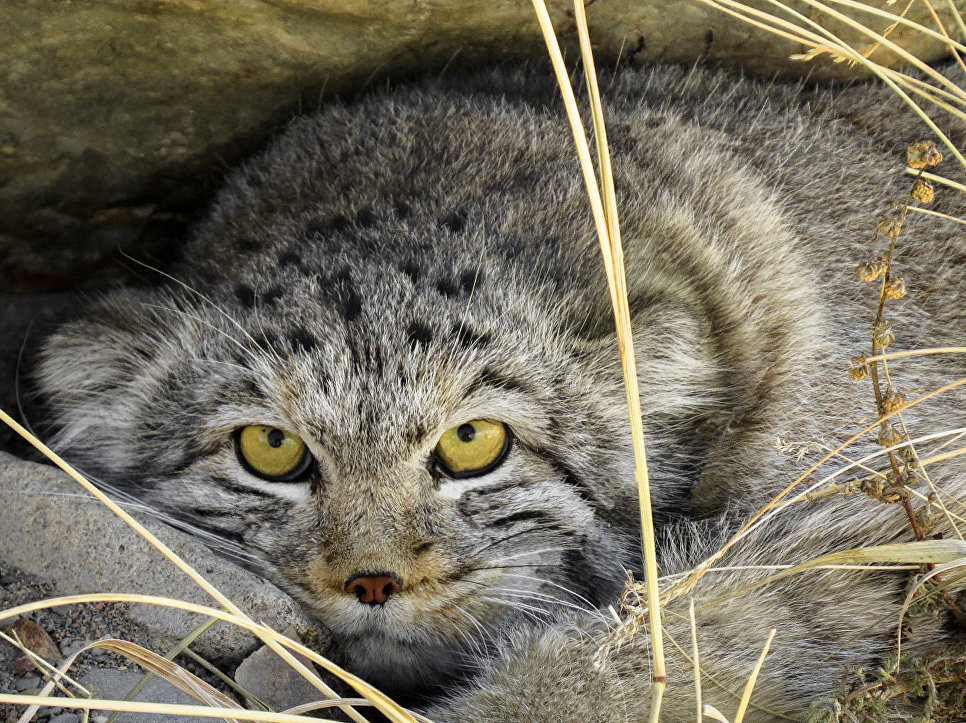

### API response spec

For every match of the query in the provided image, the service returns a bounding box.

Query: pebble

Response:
[47,714,80,723]
[14,676,40,691]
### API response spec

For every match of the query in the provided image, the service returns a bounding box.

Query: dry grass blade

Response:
[0,695,340,723]
[0,408,414,723]
[106,615,224,723]
[732,629,776,723]
[529,0,666,716]
[703,540,966,607]
[90,639,240,719]
[689,598,702,723]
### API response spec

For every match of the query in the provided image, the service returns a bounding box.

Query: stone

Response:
[234,628,325,712]
[1,0,961,291]
[47,714,80,723]
[0,452,327,665]
[6,619,62,660]
[80,668,210,723]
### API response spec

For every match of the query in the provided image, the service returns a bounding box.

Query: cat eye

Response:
[434,420,511,478]
[235,426,314,481]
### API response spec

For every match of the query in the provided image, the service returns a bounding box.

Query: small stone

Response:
[234,628,323,711]
[7,619,62,660]
[14,675,41,691]
[12,656,36,676]
[48,714,80,723]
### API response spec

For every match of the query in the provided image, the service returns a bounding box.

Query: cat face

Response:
[37,251,648,690]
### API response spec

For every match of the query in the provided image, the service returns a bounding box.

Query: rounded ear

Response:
[35,287,176,475]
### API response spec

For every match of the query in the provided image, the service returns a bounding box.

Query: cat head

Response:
[36,229,721,691]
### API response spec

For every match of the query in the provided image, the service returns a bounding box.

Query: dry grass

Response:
[2,1,966,722]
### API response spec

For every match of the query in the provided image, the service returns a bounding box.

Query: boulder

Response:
[1,0,961,291]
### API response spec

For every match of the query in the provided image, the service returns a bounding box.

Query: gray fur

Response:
[36,65,966,719]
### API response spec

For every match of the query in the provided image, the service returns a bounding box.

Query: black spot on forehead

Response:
[278,251,301,267]
[235,284,257,308]
[441,209,467,233]
[306,214,348,238]
[400,261,421,283]
[436,278,461,298]
[460,269,481,293]
[467,367,531,396]
[355,207,377,227]
[452,324,491,348]
[250,331,280,356]
[290,327,318,352]
[262,286,285,304]
[328,266,362,323]
[408,322,434,348]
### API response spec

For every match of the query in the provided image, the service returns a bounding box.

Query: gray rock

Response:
[1,0,960,291]
[0,452,327,665]
[80,668,210,723]
[13,676,40,691]
[47,714,80,723]
[234,629,325,712]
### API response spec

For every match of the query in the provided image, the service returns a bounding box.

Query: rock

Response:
[234,628,324,712]
[80,668,211,723]
[6,619,62,660]
[1,0,960,291]
[47,714,80,723]
[13,676,40,691]
[0,452,327,665]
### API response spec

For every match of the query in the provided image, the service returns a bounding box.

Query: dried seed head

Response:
[877,424,903,447]
[911,179,934,203]
[856,255,887,282]
[882,386,907,414]
[873,320,895,348]
[898,445,917,462]
[915,505,937,532]
[849,354,870,380]
[876,216,902,237]
[907,141,942,169]
[885,276,907,300]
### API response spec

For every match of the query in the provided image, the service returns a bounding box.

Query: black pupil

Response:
[456,423,476,443]
[266,428,285,448]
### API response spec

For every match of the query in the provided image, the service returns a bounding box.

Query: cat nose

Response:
[344,573,403,605]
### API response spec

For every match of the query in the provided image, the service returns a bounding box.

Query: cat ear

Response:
[35,288,172,475]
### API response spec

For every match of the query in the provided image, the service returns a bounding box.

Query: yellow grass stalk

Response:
[0,409,412,723]
[909,167,966,192]
[0,695,340,723]
[527,0,666,717]
[823,0,966,53]
[906,205,966,225]
[862,347,966,363]
[688,599,702,723]
[732,629,776,723]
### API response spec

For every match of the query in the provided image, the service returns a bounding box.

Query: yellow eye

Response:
[434,420,510,478]
[236,426,312,481]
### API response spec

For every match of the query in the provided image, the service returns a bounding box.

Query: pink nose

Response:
[344,573,402,605]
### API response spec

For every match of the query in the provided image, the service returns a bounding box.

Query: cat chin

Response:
[335,630,470,699]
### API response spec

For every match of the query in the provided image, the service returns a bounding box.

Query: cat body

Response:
[36,65,966,720]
